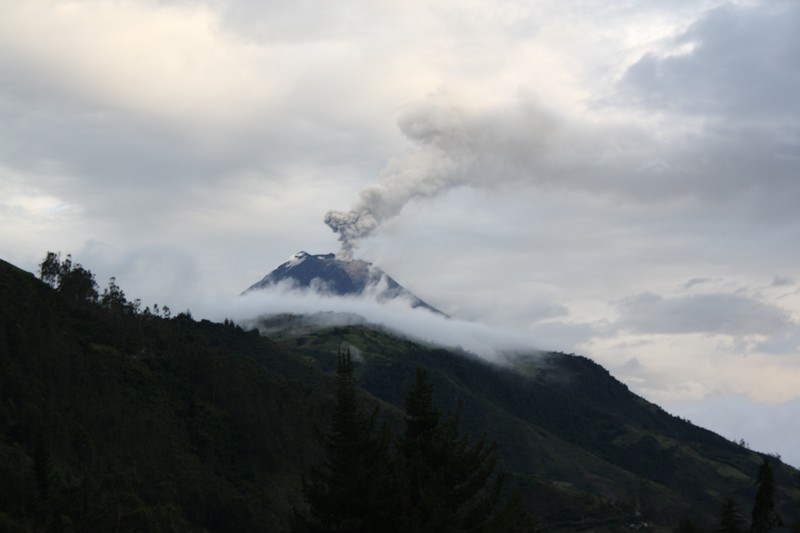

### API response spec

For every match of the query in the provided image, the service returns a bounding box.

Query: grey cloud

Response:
[682,277,713,290]
[615,291,794,336]
[772,276,795,287]
[0,0,398,223]
[78,241,201,312]
[619,357,644,373]
[0,60,389,228]
[443,293,573,336]
[619,1,800,119]
[755,329,800,355]
[607,1,800,211]
[217,0,374,43]
[0,109,224,224]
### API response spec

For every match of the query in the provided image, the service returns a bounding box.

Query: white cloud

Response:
[0,0,279,128]
[198,286,547,360]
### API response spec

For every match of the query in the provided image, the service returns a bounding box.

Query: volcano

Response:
[243,252,446,316]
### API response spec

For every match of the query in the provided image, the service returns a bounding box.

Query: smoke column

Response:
[325,97,560,258]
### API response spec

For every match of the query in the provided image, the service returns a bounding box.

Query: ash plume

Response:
[323,209,379,260]
[325,97,562,258]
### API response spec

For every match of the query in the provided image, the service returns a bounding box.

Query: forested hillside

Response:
[0,258,336,531]
[1,256,798,532]
[262,319,800,531]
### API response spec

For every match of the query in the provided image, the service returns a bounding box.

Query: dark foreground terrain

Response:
[1,257,798,531]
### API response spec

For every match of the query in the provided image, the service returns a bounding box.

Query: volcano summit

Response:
[243,252,446,316]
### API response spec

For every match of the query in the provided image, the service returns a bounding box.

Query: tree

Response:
[294,364,536,532]
[39,251,63,288]
[717,497,745,533]
[38,251,98,304]
[101,277,129,312]
[676,517,702,533]
[751,458,778,533]
[795,481,800,533]
[399,367,508,533]
[293,351,403,532]
[487,490,540,533]
[58,263,98,304]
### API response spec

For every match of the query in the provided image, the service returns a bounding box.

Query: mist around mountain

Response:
[1,255,799,532]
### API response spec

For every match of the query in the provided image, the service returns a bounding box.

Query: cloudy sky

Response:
[2,0,799,465]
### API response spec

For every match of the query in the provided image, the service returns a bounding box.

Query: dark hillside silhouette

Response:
[1,254,799,531]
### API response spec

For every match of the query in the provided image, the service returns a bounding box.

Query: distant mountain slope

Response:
[243,251,446,315]
[266,318,800,531]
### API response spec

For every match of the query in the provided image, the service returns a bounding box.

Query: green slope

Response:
[268,320,800,531]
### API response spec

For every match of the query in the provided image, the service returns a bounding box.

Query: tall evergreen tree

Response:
[292,351,404,532]
[293,364,537,532]
[751,458,778,533]
[400,367,507,533]
[676,517,702,533]
[795,488,800,533]
[717,497,745,533]
[487,490,540,533]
